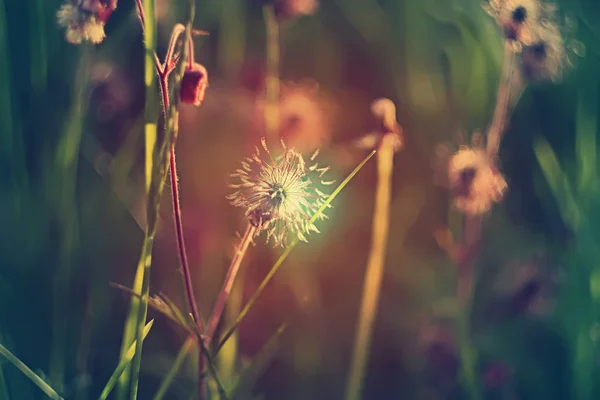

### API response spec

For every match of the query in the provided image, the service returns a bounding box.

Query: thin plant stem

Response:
[486,41,515,158]
[50,45,92,391]
[0,342,64,400]
[344,135,396,400]
[130,1,206,397]
[263,5,280,143]
[127,0,158,397]
[217,150,377,353]
[456,215,482,400]
[99,320,154,400]
[206,224,257,342]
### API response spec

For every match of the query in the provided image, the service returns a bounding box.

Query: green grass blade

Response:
[575,75,598,195]
[533,137,581,228]
[50,45,92,390]
[0,342,64,400]
[217,150,377,352]
[117,0,158,397]
[98,320,154,400]
[153,336,195,400]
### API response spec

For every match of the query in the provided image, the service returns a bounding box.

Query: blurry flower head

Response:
[254,80,334,153]
[484,0,555,46]
[518,20,582,83]
[436,132,508,215]
[180,63,209,106]
[227,138,334,247]
[57,0,117,45]
[268,0,318,20]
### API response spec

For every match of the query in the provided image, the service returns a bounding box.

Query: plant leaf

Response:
[0,342,64,399]
[98,320,154,400]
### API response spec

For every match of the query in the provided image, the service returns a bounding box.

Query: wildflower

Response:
[273,0,318,20]
[484,0,556,46]
[518,22,573,82]
[436,132,508,215]
[253,80,333,153]
[180,63,209,106]
[57,0,117,45]
[227,138,333,247]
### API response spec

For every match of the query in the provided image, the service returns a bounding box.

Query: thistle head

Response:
[227,138,334,247]
[57,0,117,45]
[435,132,508,216]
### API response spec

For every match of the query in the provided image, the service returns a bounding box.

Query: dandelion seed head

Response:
[57,3,106,45]
[436,133,507,216]
[227,138,333,247]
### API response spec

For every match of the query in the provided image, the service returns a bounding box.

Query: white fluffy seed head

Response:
[57,3,106,45]
[227,138,334,247]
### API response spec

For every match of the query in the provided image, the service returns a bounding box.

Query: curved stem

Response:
[133,1,205,396]
[206,223,257,342]
[486,41,515,158]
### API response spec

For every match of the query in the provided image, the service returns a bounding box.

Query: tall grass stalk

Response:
[217,150,377,353]
[344,134,397,400]
[263,5,280,143]
[98,320,154,400]
[0,342,64,400]
[116,0,157,398]
[50,45,92,390]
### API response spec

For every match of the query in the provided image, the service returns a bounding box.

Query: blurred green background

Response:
[1,0,600,399]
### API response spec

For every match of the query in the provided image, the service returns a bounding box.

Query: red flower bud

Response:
[180,63,208,107]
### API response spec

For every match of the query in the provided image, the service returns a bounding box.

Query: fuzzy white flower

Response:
[448,148,507,215]
[57,4,106,45]
[484,0,556,46]
[436,133,507,215]
[519,22,569,82]
[227,138,334,247]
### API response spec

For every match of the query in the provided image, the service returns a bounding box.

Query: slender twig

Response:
[206,224,257,342]
[345,134,396,400]
[486,41,516,158]
[131,1,205,398]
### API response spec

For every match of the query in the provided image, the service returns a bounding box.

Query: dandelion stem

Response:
[217,150,377,353]
[206,224,257,342]
[263,5,280,143]
[486,41,515,157]
[345,135,396,400]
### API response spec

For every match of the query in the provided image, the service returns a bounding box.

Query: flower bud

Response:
[180,63,208,106]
